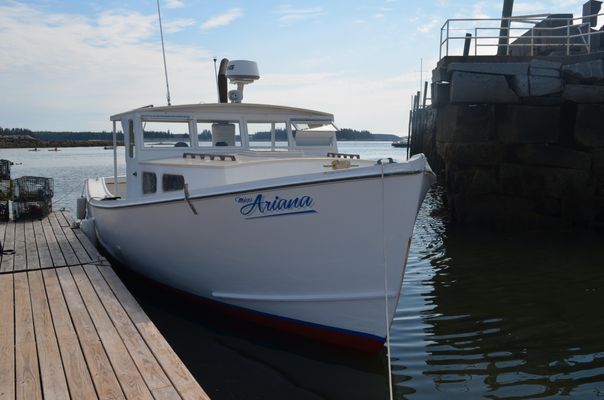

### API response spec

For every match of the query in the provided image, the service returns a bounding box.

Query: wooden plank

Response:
[56,267,126,400]
[73,228,103,261]
[13,272,42,400]
[151,386,182,400]
[55,211,70,227]
[24,222,40,271]
[32,220,53,269]
[0,220,7,267]
[98,266,209,400]
[83,264,174,391]
[41,217,66,268]
[42,269,97,399]
[41,269,78,342]
[28,271,70,400]
[71,266,153,400]
[0,274,15,400]
[57,210,101,261]
[16,342,41,400]
[61,210,75,226]
[13,221,27,272]
[0,221,15,272]
[48,214,79,267]
[60,221,93,265]
[14,273,36,345]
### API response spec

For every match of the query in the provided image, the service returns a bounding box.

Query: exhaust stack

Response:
[218,58,229,103]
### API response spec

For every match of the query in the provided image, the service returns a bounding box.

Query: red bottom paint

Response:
[198,296,386,353]
[118,264,386,353]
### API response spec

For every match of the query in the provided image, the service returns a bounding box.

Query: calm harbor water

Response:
[2,143,604,399]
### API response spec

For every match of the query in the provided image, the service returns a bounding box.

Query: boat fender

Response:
[331,159,351,170]
[76,197,87,219]
[376,158,395,165]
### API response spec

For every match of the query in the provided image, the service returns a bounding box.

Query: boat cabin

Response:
[108,103,342,200]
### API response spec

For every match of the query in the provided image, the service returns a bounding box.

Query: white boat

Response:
[80,60,434,351]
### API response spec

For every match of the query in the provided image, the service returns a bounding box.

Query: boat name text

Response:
[236,194,316,219]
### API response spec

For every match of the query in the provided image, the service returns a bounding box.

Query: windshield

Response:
[291,120,337,132]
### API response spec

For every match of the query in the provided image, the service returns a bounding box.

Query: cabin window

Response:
[128,120,135,158]
[197,121,241,148]
[142,172,157,194]
[162,174,185,192]
[291,121,337,147]
[247,122,287,150]
[141,120,191,148]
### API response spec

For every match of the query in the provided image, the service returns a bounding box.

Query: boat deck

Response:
[0,211,210,400]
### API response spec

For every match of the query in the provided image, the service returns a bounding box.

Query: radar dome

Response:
[226,60,260,84]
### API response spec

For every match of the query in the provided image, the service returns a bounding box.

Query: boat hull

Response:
[86,164,432,351]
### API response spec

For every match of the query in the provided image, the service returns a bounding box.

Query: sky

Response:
[0,0,588,134]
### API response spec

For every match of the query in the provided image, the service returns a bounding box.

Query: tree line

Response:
[1,127,399,142]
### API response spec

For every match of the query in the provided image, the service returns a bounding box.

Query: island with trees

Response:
[0,127,401,148]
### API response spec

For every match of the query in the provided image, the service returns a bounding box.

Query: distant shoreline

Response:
[1,127,401,148]
[0,140,124,149]
[1,137,403,149]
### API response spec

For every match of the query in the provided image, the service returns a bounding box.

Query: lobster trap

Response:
[13,200,51,220]
[0,160,11,180]
[0,201,9,222]
[13,176,54,201]
[0,180,12,201]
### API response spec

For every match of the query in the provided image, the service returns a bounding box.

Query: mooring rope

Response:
[0,240,15,255]
[380,162,394,400]
[0,257,111,275]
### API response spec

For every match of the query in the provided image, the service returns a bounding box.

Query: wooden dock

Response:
[0,211,210,400]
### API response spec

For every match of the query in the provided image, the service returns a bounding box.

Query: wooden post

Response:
[497,0,514,56]
[407,109,412,159]
[411,92,420,156]
[463,33,472,56]
[422,81,429,109]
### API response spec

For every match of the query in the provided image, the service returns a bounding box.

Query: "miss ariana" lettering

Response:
[237,194,316,219]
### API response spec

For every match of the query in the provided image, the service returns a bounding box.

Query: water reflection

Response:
[395,185,604,398]
[115,265,391,400]
[5,146,604,398]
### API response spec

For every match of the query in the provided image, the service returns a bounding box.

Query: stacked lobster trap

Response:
[0,160,11,221]
[0,159,54,221]
[13,176,54,220]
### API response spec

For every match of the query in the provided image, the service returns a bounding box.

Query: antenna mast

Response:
[156,0,172,106]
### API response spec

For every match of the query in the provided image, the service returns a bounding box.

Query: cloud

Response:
[0,2,422,135]
[513,2,545,14]
[200,8,243,30]
[552,0,581,6]
[417,17,440,33]
[0,3,214,130]
[274,6,325,25]
[164,18,195,33]
[164,0,185,9]
[471,2,492,19]
[252,71,421,135]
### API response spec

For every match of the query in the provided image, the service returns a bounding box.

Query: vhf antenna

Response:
[156,0,172,106]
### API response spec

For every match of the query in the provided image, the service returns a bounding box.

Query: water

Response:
[2,143,604,399]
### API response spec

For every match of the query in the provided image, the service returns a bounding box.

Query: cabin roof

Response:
[110,103,333,121]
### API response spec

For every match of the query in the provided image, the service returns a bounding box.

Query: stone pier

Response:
[415,53,604,228]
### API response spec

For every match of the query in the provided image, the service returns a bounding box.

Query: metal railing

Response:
[439,13,604,59]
